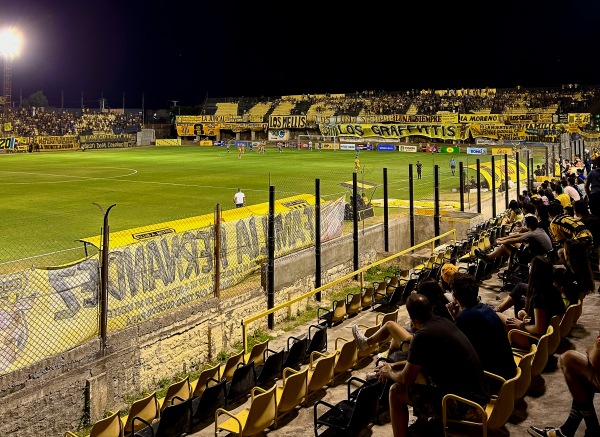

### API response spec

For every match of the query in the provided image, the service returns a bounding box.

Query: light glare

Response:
[0,29,22,57]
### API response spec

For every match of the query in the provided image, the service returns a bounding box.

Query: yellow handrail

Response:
[241,229,456,352]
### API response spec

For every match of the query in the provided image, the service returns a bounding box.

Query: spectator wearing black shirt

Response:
[372,294,490,437]
[448,273,517,383]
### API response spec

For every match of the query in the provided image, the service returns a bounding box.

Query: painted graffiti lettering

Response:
[49,259,99,320]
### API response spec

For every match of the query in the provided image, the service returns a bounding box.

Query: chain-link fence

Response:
[0,142,564,377]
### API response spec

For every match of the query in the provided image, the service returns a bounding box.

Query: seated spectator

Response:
[496,256,565,349]
[556,239,596,306]
[415,277,453,320]
[542,181,555,202]
[350,279,455,358]
[562,177,581,203]
[565,205,575,217]
[368,294,490,437]
[584,156,600,217]
[528,330,600,437]
[504,199,524,227]
[475,215,553,264]
[512,202,537,234]
[548,202,594,264]
[555,184,572,208]
[576,170,587,201]
[573,200,600,254]
[537,187,550,205]
[569,176,585,199]
[440,262,458,291]
[447,273,517,383]
[535,203,552,237]
[553,267,577,310]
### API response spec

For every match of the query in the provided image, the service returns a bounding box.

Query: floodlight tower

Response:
[0,28,22,110]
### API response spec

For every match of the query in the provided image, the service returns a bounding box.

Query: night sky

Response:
[2,0,600,109]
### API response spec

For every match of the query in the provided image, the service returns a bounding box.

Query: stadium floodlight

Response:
[0,28,22,108]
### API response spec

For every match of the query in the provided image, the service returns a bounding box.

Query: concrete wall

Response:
[0,211,494,436]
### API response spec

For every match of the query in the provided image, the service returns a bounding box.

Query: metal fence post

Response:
[268,186,275,329]
[214,204,221,299]
[504,154,509,209]
[353,172,359,279]
[476,159,481,213]
[434,165,440,239]
[315,179,321,301]
[491,156,496,217]
[409,164,415,247]
[95,203,116,354]
[383,168,389,252]
[459,161,464,211]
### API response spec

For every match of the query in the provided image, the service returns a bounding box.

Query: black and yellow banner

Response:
[459,114,501,123]
[318,123,469,140]
[2,195,345,376]
[467,159,528,189]
[35,135,79,150]
[269,115,308,129]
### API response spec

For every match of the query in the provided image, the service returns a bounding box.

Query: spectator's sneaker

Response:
[528,426,566,437]
[474,248,489,262]
[351,325,370,351]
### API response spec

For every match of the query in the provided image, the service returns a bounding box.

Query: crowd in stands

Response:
[1,84,599,139]
[349,153,600,437]
[1,107,142,137]
[240,84,600,118]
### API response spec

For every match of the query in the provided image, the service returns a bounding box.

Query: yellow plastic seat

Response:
[376,308,398,325]
[275,366,308,426]
[360,286,375,310]
[442,368,521,437]
[121,391,160,437]
[215,384,277,436]
[509,324,553,378]
[191,364,221,399]
[547,315,562,356]
[513,343,536,400]
[306,351,337,398]
[559,301,578,338]
[386,274,400,287]
[333,337,358,378]
[345,292,362,318]
[65,410,123,437]
[372,280,388,297]
[317,299,347,327]
[573,299,583,325]
[244,339,269,367]
[158,375,192,412]
[220,350,244,382]
[573,298,583,323]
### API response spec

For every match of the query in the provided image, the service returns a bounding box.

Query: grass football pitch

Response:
[0,145,492,270]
